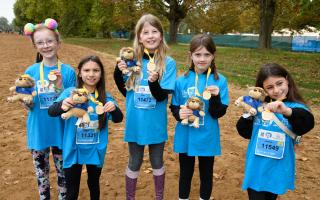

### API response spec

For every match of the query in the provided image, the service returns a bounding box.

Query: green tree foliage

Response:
[0,17,11,31]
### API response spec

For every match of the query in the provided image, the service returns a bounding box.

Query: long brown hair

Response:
[77,55,107,130]
[256,63,306,104]
[186,34,219,80]
[133,14,168,80]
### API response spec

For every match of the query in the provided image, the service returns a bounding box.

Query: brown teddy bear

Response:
[61,88,94,124]
[180,96,206,128]
[116,47,141,91]
[235,86,267,118]
[7,74,36,105]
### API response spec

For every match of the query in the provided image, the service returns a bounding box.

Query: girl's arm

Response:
[109,106,123,123]
[170,104,182,121]
[285,108,314,136]
[148,80,171,101]
[113,65,127,97]
[236,117,254,139]
[48,101,65,117]
[208,94,228,118]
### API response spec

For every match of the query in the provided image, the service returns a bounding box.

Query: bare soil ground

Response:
[0,34,319,200]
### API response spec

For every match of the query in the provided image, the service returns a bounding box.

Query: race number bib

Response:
[37,80,58,109]
[134,86,156,109]
[255,129,285,159]
[76,120,100,144]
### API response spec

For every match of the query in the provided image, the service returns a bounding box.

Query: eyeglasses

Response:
[34,39,57,47]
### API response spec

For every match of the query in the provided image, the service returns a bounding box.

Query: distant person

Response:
[170,34,229,200]
[48,55,123,200]
[114,14,177,199]
[23,18,76,199]
[236,63,314,200]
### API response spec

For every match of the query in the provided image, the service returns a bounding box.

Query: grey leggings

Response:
[128,142,165,171]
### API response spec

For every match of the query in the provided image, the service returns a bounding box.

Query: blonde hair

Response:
[133,14,168,80]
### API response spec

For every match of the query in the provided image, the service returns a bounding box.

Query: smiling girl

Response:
[114,14,177,200]
[23,18,76,199]
[170,34,229,200]
[236,63,315,200]
[49,55,123,199]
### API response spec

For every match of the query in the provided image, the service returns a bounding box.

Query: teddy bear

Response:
[61,88,94,124]
[235,86,267,118]
[116,47,141,91]
[7,74,37,105]
[180,96,206,128]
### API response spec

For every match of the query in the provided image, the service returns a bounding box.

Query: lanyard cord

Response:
[195,67,211,97]
[144,48,157,64]
[83,87,103,106]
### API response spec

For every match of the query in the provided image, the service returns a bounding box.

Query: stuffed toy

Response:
[61,88,94,124]
[7,74,36,105]
[235,86,267,118]
[116,47,141,91]
[180,96,205,128]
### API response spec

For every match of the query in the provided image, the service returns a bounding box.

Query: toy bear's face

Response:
[248,87,266,100]
[120,47,134,60]
[187,97,203,111]
[15,75,35,88]
[71,89,89,104]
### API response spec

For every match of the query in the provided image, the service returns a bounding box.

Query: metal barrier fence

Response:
[111,32,320,53]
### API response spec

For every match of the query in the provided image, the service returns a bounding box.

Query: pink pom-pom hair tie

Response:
[23,18,59,36]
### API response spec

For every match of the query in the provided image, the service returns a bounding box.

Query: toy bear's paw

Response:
[181,119,188,125]
[193,122,199,128]
[61,113,67,119]
[122,69,129,74]
[7,97,13,102]
[23,96,33,105]
[249,108,257,116]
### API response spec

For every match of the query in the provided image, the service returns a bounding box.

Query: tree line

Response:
[11,0,320,49]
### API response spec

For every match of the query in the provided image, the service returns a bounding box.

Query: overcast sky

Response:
[0,0,16,23]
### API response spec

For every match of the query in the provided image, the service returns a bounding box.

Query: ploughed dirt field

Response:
[0,34,319,200]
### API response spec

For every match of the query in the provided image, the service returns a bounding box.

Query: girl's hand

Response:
[206,85,220,96]
[148,70,159,82]
[61,97,74,111]
[179,106,193,120]
[52,70,62,89]
[104,101,116,113]
[117,60,127,71]
[265,101,292,117]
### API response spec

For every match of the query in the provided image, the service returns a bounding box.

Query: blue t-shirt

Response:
[25,62,76,150]
[124,56,176,145]
[171,71,229,156]
[56,87,116,168]
[242,102,308,194]
[16,86,35,95]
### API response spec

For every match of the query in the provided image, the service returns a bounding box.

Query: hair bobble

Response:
[23,18,59,36]
[23,23,35,36]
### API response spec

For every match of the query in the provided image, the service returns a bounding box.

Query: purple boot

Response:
[153,173,165,200]
[126,175,137,200]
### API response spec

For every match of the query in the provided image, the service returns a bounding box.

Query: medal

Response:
[144,48,157,71]
[147,61,156,71]
[95,105,104,115]
[48,72,57,81]
[40,60,61,87]
[202,89,211,100]
[83,87,105,115]
[262,110,274,121]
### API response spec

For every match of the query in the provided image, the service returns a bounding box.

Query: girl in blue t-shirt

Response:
[236,63,314,200]
[170,34,229,200]
[49,55,123,199]
[23,18,76,199]
[114,14,176,200]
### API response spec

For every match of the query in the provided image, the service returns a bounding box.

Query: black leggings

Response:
[247,188,278,200]
[65,164,102,200]
[179,153,215,200]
